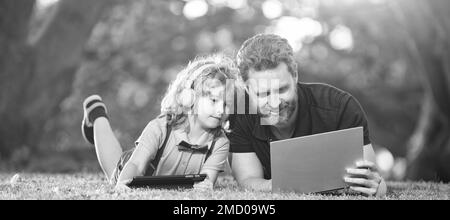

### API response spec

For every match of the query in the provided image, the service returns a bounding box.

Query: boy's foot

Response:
[81,95,108,145]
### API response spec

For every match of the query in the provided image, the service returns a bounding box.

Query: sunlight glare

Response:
[376,148,395,173]
[271,16,323,52]
[38,0,59,7]
[36,0,59,10]
[262,0,283,19]
[227,0,247,10]
[329,25,354,51]
[183,0,209,20]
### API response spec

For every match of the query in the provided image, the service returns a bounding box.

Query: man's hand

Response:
[344,160,384,197]
[232,153,272,192]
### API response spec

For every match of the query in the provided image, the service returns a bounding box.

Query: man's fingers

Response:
[349,186,377,197]
[346,168,373,179]
[355,160,378,171]
[344,177,378,188]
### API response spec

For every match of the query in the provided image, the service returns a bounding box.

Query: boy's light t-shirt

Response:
[130,117,229,175]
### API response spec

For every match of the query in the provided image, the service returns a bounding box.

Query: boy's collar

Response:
[173,128,215,149]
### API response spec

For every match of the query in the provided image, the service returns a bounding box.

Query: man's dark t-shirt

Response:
[228,82,371,179]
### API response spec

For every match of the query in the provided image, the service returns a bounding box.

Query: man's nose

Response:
[267,94,281,109]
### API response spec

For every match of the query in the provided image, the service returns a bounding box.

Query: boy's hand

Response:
[193,178,214,191]
[115,179,132,192]
[344,160,383,197]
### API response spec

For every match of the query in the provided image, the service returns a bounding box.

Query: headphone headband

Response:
[183,62,218,90]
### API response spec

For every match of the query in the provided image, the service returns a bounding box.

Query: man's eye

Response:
[257,92,268,98]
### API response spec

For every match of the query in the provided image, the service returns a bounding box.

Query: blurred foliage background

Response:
[1,0,449,181]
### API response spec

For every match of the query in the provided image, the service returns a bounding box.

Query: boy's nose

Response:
[216,108,224,116]
[216,103,224,115]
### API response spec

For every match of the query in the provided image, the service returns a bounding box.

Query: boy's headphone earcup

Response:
[178,88,195,108]
[178,63,210,108]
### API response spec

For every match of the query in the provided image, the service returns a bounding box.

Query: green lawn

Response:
[0,173,449,200]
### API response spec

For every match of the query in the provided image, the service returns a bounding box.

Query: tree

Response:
[393,0,450,181]
[303,0,449,181]
[0,0,115,158]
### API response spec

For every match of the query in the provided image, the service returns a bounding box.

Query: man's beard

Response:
[259,100,296,126]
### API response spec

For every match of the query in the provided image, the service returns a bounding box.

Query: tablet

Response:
[127,174,207,189]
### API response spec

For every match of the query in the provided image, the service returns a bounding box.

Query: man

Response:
[228,34,387,197]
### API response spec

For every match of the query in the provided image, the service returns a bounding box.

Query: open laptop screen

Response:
[270,127,363,194]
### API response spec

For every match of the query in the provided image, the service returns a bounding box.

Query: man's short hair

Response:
[236,34,298,82]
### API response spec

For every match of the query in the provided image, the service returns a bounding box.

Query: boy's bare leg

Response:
[93,117,123,181]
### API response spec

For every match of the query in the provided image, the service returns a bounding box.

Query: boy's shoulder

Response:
[154,114,169,126]
[141,115,169,136]
[135,115,168,146]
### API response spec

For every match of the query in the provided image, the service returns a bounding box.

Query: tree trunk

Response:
[393,0,450,181]
[0,0,114,158]
[0,0,36,158]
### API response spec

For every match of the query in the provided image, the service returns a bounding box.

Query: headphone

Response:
[178,63,215,108]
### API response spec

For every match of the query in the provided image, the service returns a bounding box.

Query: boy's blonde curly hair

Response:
[160,54,240,136]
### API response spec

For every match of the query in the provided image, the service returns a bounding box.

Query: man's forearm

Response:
[239,177,272,192]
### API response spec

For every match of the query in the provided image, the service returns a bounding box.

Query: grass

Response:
[0,173,449,200]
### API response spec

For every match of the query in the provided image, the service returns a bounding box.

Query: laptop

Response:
[127,174,207,189]
[270,127,363,194]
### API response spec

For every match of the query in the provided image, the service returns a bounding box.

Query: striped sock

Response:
[86,100,108,124]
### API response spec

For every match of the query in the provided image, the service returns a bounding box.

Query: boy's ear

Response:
[293,70,299,82]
